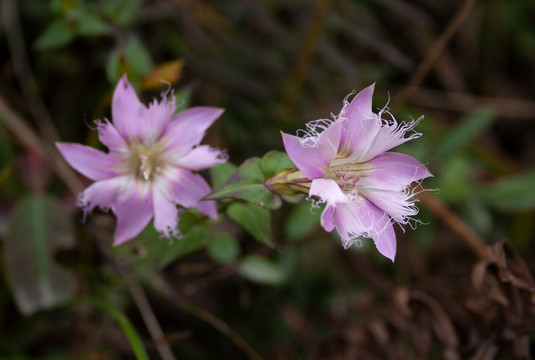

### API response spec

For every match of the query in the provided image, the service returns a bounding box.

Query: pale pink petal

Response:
[331,200,370,248]
[339,117,383,163]
[96,119,128,153]
[144,94,176,143]
[56,142,122,181]
[113,181,153,245]
[358,118,421,162]
[321,205,336,232]
[195,199,217,219]
[359,187,418,225]
[339,83,376,152]
[112,75,147,141]
[309,178,349,205]
[78,175,127,213]
[282,120,342,179]
[363,199,396,261]
[162,167,217,219]
[321,196,397,260]
[334,198,397,261]
[152,182,179,238]
[164,107,224,154]
[372,220,396,261]
[359,152,432,191]
[168,145,227,171]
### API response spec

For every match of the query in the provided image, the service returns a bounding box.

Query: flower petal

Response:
[309,178,349,205]
[331,200,370,248]
[321,205,336,232]
[164,107,224,154]
[364,199,396,261]
[162,167,217,219]
[168,145,227,171]
[144,93,176,143]
[359,187,418,225]
[333,198,397,261]
[282,119,342,179]
[359,152,432,191]
[78,175,126,213]
[373,221,396,261]
[359,118,421,162]
[339,83,376,152]
[113,181,153,245]
[152,181,179,238]
[96,119,128,153]
[56,142,122,181]
[112,75,147,141]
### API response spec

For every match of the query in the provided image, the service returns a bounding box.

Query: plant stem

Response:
[391,0,478,111]
[151,277,264,360]
[119,264,178,360]
[417,191,493,261]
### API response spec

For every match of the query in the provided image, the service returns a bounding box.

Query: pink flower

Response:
[57,76,226,245]
[281,84,432,261]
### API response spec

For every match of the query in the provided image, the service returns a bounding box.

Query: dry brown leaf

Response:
[141,60,184,90]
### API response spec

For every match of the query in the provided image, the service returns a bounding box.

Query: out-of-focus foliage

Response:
[2,0,535,358]
[4,195,76,315]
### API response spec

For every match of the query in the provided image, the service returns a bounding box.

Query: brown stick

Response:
[0,95,83,194]
[152,277,264,360]
[389,0,493,261]
[280,0,335,113]
[1,0,60,143]
[1,0,84,194]
[120,266,178,360]
[391,0,478,111]
[417,191,493,261]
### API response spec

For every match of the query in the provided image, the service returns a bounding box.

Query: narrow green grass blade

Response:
[90,299,149,360]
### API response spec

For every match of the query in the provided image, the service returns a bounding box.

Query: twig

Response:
[152,277,264,360]
[417,191,493,261]
[280,0,335,114]
[119,263,178,360]
[1,0,60,143]
[1,0,83,194]
[398,86,535,122]
[0,94,83,194]
[387,0,492,261]
[391,0,478,111]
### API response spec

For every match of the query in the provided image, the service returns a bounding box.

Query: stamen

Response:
[139,154,153,180]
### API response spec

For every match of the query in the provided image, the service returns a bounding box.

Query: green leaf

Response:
[283,201,322,240]
[477,168,535,211]
[158,225,207,266]
[106,36,152,84]
[434,156,470,203]
[207,234,240,264]
[435,107,496,158]
[35,18,75,49]
[239,255,285,285]
[102,0,143,25]
[4,196,76,315]
[124,36,153,77]
[50,0,75,13]
[113,212,208,272]
[174,88,192,114]
[206,158,281,209]
[91,299,149,360]
[106,49,123,84]
[76,8,109,36]
[227,203,272,247]
[260,151,295,178]
[210,162,237,189]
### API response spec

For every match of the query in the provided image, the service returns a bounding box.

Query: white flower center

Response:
[125,141,168,181]
[324,161,374,193]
